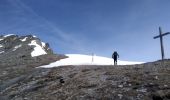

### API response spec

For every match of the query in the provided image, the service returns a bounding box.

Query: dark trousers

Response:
[114,57,117,65]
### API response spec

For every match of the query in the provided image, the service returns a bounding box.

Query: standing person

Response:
[112,51,119,65]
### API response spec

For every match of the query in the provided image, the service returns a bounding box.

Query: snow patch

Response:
[0,38,3,41]
[20,37,27,42]
[0,51,4,54]
[28,40,47,57]
[41,42,46,48]
[13,44,22,51]
[4,34,15,38]
[0,44,3,48]
[39,54,144,68]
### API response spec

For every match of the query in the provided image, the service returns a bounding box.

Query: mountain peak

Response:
[0,34,53,58]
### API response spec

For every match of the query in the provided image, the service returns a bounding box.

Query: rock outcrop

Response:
[0,34,65,66]
[0,34,53,58]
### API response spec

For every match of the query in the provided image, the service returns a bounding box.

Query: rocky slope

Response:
[0,59,170,100]
[0,34,170,100]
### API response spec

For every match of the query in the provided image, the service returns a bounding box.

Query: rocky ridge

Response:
[0,34,53,57]
[0,34,65,66]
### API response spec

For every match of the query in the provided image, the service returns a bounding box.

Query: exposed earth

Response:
[0,59,170,100]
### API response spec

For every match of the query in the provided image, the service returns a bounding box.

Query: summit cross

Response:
[153,27,170,60]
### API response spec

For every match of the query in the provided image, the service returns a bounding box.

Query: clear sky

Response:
[0,0,170,62]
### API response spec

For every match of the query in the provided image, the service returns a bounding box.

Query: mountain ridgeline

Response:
[0,34,52,56]
[0,34,65,67]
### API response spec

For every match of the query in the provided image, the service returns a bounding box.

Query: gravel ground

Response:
[0,59,170,100]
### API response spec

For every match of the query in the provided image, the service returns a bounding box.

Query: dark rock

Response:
[60,77,65,84]
[165,93,170,99]
[152,95,163,100]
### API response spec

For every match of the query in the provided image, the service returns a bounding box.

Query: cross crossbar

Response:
[154,32,170,39]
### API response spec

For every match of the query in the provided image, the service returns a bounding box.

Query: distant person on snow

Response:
[112,51,119,65]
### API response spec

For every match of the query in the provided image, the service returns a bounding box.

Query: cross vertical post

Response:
[159,27,165,60]
[92,53,94,63]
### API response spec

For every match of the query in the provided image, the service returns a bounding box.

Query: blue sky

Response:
[0,0,170,62]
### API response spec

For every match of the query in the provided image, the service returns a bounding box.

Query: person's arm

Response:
[117,53,119,58]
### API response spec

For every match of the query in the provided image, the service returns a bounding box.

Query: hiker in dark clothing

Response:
[112,51,119,65]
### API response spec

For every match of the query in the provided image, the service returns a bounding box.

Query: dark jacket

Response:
[112,52,119,60]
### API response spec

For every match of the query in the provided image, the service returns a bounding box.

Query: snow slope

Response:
[39,54,144,68]
[20,37,28,42]
[28,40,47,57]
[4,34,15,38]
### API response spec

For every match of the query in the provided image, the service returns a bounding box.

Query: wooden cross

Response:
[153,27,170,60]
